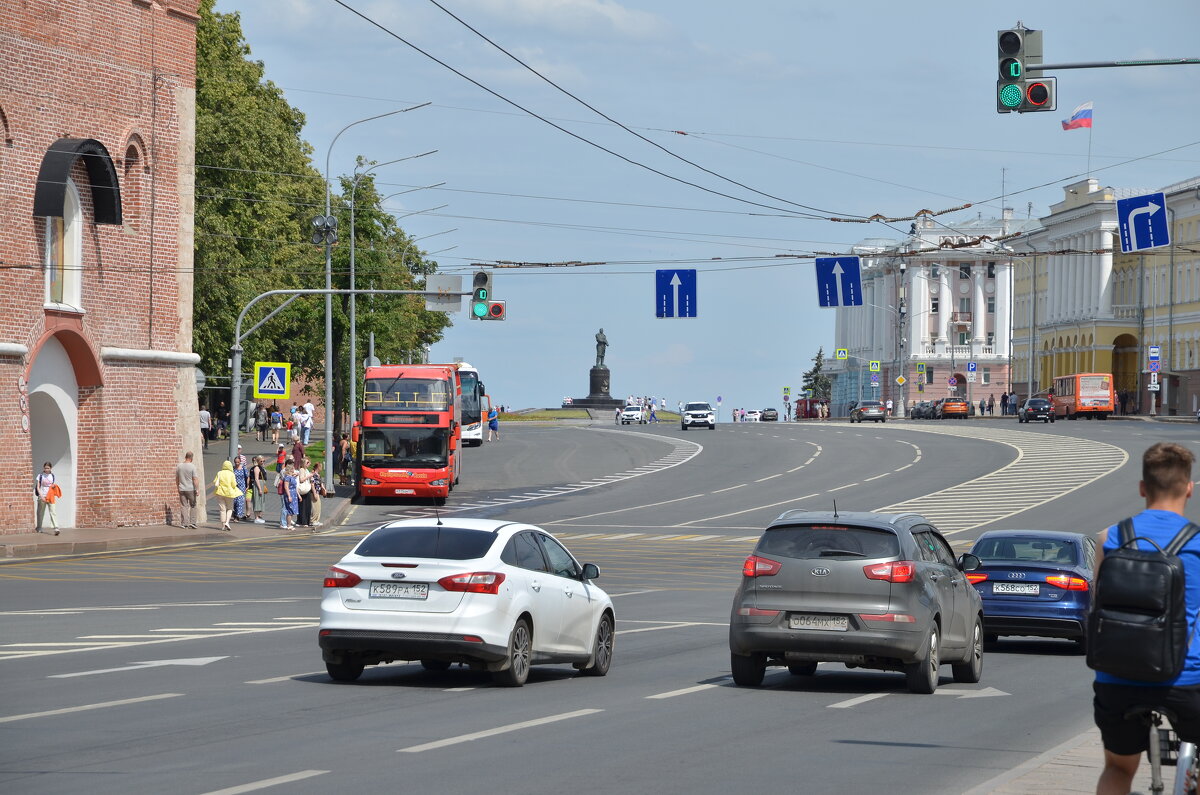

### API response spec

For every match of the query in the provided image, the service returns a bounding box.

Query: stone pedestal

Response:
[564,366,624,410]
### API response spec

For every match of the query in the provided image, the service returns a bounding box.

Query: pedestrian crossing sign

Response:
[253,362,290,399]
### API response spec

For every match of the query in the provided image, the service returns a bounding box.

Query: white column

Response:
[972,264,986,343]
[939,266,952,344]
[996,260,1011,358]
[1098,230,1113,317]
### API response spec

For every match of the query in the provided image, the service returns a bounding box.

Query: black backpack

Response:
[1087,518,1200,682]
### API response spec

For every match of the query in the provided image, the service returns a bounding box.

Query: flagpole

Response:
[1087,123,1093,178]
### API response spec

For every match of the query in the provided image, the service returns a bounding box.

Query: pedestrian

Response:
[310,461,326,528]
[250,455,268,524]
[215,400,229,440]
[34,461,61,535]
[303,399,316,445]
[279,462,299,530]
[175,451,199,528]
[649,404,658,423]
[198,404,211,450]
[1000,392,1009,416]
[291,432,305,469]
[232,445,250,522]
[255,403,268,442]
[275,442,287,473]
[1092,442,1200,794]
[212,460,241,532]
[270,404,283,444]
[885,398,893,417]
[979,397,986,417]
[487,405,500,441]
[614,405,621,424]
[338,433,352,486]
[988,394,996,415]
[296,457,314,528]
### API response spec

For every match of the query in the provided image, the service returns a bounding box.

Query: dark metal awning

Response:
[32,137,123,224]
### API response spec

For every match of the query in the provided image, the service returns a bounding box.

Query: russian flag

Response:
[1062,102,1094,131]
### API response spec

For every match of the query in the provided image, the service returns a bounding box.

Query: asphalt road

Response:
[0,417,1190,794]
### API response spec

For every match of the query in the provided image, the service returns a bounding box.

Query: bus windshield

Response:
[460,370,481,425]
[360,428,449,467]
[364,378,451,411]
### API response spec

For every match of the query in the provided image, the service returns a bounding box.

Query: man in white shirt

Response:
[198,406,211,450]
[302,401,315,445]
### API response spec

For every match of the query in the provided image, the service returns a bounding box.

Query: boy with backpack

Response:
[1091,442,1200,795]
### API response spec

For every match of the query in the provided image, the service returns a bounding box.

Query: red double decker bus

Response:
[355,364,461,504]
[1051,372,1115,420]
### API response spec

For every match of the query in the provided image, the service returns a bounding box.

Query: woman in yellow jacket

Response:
[212,460,242,532]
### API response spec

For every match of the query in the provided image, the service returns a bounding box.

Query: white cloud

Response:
[464,0,668,39]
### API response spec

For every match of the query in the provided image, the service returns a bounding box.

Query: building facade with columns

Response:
[0,1,203,534]
[830,213,1036,416]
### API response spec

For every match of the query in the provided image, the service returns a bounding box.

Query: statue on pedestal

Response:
[595,328,608,368]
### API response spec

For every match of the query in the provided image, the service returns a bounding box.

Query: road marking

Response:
[608,589,665,597]
[710,485,743,494]
[0,693,183,723]
[754,474,782,482]
[934,686,1010,699]
[443,687,476,692]
[49,655,228,679]
[245,671,325,684]
[398,708,603,753]
[200,770,329,794]
[672,493,820,526]
[863,473,890,482]
[616,622,700,635]
[647,681,728,700]
[827,692,890,709]
[827,483,858,492]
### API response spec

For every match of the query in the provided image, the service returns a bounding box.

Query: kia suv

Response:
[729,510,984,693]
[681,402,716,430]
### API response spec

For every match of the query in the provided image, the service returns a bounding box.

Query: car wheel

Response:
[326,657,365,682]
[905,627,940,694]
[952,618,984,684]
[421,659,452,672]
[1043,418,1049,423]
[787,661,817,676]
[493,618,532,687]
[681,424,688,431]
[433,496,447,506]
[730,651,767,687]
[1073,635,1088,655]
[709,424,715,430]
[578,613,614,677]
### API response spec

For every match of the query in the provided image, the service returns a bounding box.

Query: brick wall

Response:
[0,0,201,533]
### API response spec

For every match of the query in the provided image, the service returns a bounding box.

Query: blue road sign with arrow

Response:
[1117,192,1170,253]
[656,269,698,318]
[815,256,862,308]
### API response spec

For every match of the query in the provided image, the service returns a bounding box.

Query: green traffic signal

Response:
[471,270,493,319]
[998,83,1023,108]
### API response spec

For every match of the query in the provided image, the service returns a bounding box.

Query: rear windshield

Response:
[859,401,883,408]
[1026,399,1050,407]
[974,536,1078,565]
[355,526,497,560]
[758,525,899,559]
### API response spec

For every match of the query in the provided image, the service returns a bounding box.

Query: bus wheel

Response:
[433,496,447,507]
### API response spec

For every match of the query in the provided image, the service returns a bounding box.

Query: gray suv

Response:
[729,510,983,693]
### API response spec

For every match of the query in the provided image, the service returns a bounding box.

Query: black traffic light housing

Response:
[996,26,1056,113]
[471,270,492,319]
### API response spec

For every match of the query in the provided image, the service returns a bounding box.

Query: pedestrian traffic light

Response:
[996,26,1053,113]
[484,300,506,321]
[471,270,492,319]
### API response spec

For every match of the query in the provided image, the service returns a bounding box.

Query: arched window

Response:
[45,177,82,308]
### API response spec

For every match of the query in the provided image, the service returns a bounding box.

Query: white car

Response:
[744,410,761,422]
[318,518,615,686]
[681,401,716,430]
[620,405,645,424]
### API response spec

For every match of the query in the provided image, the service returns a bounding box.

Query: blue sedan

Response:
[966,530,1096,649]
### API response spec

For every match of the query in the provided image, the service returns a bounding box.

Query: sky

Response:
[213,0,1200,413]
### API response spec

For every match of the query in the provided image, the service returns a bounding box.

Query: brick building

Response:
[0,1,202,533]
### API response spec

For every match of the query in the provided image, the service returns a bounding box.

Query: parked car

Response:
[1018,397,1054,423]
[966,530,1094,648]
[940,398,969,419]
[910,401,934,419]
[849,400,887,423]
[729,510,984,693]
[318,518,615,686]
[681,401,716,430]
[620,405,645,424]
[744,410,762,422]
[761,408,779,422]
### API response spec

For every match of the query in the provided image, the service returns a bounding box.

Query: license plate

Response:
[395,488,416,495]
[994,582,1039,595]
[789,614,849,631]
[369,581,429,600]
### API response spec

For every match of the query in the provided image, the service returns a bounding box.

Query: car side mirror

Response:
[581,563,600,580]
[958,553,981,571]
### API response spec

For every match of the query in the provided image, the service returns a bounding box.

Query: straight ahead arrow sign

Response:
[50,656,229,679]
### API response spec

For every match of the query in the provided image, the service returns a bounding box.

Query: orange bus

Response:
[355,363,461,504]
[1051,373,1115,420]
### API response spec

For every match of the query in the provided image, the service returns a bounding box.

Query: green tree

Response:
[802,347,832,400]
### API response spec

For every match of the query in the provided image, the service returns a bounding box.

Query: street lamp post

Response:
[320,103,428,482]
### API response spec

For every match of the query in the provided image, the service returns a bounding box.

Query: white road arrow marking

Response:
[670,272,681,317]
[1128,201,1161,250]
[829,262,844,305]
[49,655,228,679]
[934,686,1009,699]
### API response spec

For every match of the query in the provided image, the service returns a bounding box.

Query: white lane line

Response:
[827,692,890,709]
[0,693,183,724]
[672,493,820,526]
[647,681,729,700]
[617,623,698,635]
[443,687,476,692]
[609,589,666,597]
[245,672,325,684]
[604,533,644,540]
[398,708,603,753]
[754,474,783,482]
[200,770,329,794]
[827,483,858,492]
[710,485,743,494]
[863,473,890,482]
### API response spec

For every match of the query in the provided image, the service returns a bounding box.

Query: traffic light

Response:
[996,26,1055,113]
[484,300,506,321]
[471,270,492,319]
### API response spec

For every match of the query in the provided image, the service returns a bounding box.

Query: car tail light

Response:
[858,613,916,623]
[736,607,781,617]
[438,572,506,594]
[1045,574,1089,591]
[966,572,989,584]
[742,555,782,578]
[324,566,362,588]
[863,561,916,583]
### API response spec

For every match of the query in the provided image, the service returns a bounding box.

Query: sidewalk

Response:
[970,726,1154,794]
[1,432,356,561]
